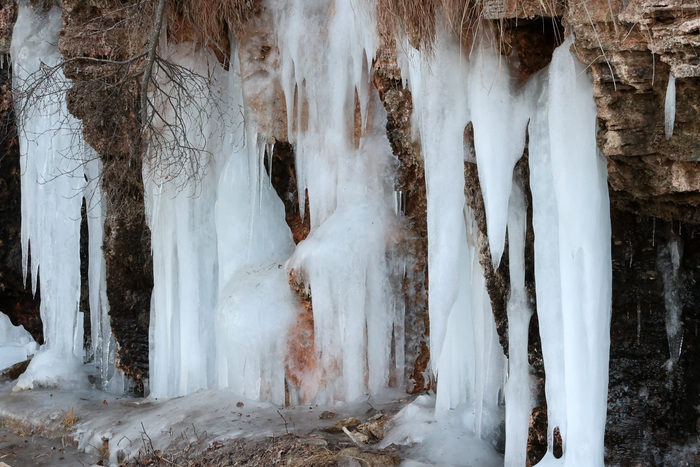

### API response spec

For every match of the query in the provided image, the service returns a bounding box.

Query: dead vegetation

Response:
[378,0,486,52]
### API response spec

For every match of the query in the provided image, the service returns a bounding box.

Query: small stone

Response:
[323,417,361,433]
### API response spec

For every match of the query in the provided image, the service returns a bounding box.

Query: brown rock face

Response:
[568,0,700,224]
[374,35,431,393]
[60,0,153,394]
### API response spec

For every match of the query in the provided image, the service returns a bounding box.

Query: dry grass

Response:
[378,0,485,53]
[166,0,262,58]
[63,408,78,430]
[1,417,47,438]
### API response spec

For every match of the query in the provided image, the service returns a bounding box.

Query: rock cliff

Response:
[1,0,699,463]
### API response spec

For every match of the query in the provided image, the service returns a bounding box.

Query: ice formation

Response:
[145,41,298,400]
[0,312,38,371]
[399,31,611,465]
[273,0,403,403]
[659,237,684,370]
[11,3,112,388]
[528,36,612,465]
[504,178,534,465]
[665,73,676,140]
[12,1,614,464]
[146,0,403,404]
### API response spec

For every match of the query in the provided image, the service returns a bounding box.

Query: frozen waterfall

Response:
[399,31,611,465]
[11,1,613,465]
[11,3,112,389]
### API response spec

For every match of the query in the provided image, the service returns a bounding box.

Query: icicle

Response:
[528,36,612,466]
[468,43,530,268]
[664,73,676,140]
[658,237,684,371]
[400,28,504,441]
[400,30,471,382]
[12,4,86,357]
[504,176,533,466]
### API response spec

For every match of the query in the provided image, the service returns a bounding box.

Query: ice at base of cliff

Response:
[381,395,503,466]
[13,349,88,391]
[0,312,38,371]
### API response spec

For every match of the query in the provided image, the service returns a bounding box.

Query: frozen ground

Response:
[0,376,505,466]
[0,379,418,465]
[0,423,100,466]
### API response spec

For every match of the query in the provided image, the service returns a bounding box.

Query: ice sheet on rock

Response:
[665,73,676,140]
[658,237,684,370]
[528,36,612,466]
[0,312,38,371]
[273,0,403,403]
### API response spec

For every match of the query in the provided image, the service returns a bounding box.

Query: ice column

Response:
[145,43,224,397]
[214,48,298,405]
[146,41,298,401]
[273,0,403,403]
[529,37,612,466]
[12,3,110,381]
[504,177,534,465]
[400,31,505,439]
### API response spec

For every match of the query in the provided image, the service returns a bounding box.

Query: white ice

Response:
[665,73,676,140]
[273,0,403,403]
[146,40,299,401]
[528,36,612,466]
[504,176,534,466]
[397,29,611,466]
[468,42,530,268]
[0,312,37,371]
[381,395,503,467]
[12,3,112,388]
[398,28,505,448]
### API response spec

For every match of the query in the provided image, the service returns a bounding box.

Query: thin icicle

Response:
[504,176,533,466]
[664,73,676,140]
